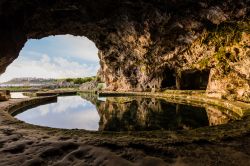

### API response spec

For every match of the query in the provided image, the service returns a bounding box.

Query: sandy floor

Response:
[0,98,250,166]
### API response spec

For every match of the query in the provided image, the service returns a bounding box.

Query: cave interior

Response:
[179,70,210,90]
[160,69,210,90]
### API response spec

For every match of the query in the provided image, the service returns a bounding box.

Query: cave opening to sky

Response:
[0,35,99,83]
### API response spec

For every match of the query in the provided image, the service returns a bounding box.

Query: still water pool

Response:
[15,95,99,130]
[14,94,239,131]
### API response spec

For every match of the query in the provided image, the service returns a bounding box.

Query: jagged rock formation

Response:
[0,0,249,101]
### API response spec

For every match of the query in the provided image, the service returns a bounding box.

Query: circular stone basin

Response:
[14,94,240,131]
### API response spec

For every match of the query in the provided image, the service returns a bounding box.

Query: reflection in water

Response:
[97,97,210,131]
[15,93,239,131]
[15,96,100,130]
[10,92,28,99]
[96,97,239,131]
[206,106,231,126]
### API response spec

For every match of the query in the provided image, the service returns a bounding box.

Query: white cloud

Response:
[40,96,88,114]
[0,53,99,82]
[23,35,99,62]
[57,35,99,62]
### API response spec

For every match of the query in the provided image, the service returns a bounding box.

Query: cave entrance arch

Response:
[0,35,100,84]
[179,70,210,90]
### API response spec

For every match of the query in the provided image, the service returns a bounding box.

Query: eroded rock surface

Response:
[0,0,249,101]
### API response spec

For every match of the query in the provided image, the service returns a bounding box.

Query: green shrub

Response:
[64,76,96,84]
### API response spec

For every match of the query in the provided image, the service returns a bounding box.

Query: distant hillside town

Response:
[0,77,96,88]
[1,77,56,85]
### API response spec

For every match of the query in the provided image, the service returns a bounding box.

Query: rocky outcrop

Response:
[0,90,10,101]
[79,80,98,91]
[0,0,249,101]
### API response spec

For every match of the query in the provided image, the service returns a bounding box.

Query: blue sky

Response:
[0,35,99,82]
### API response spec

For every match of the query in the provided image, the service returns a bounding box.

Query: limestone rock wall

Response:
[0,0,249,101]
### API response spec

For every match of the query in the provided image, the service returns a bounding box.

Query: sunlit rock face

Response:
[0,0,249,101]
